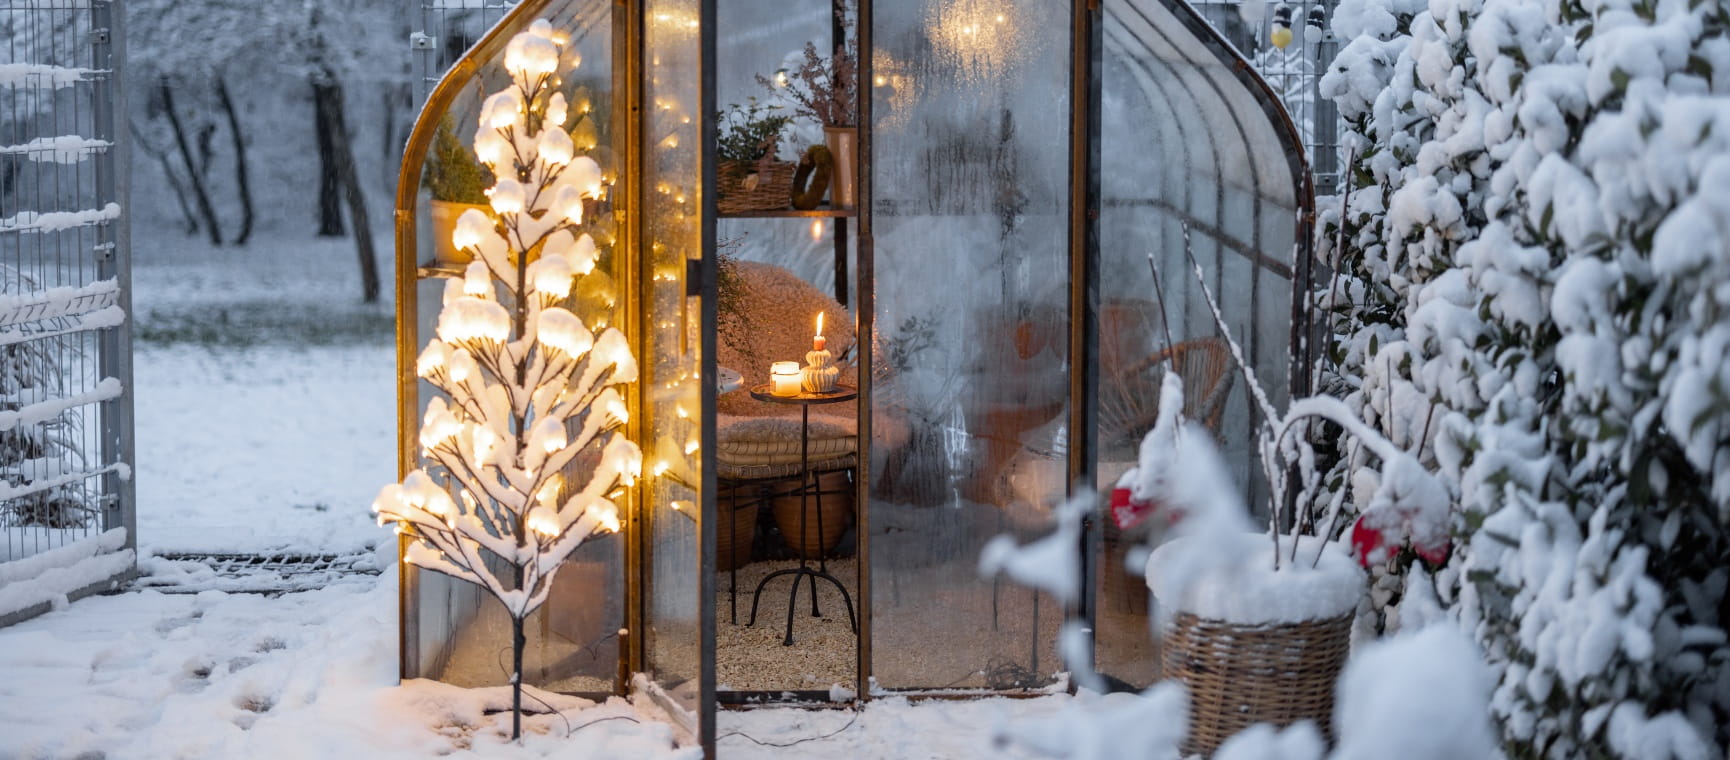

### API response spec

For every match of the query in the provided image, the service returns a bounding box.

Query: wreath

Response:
[790,144,834,210]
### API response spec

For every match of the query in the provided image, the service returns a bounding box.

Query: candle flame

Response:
[816,311,825,338]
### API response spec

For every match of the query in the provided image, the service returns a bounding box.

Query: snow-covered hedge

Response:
[1318,0,1730,755]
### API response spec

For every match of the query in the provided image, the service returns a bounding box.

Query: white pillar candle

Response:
[770,361,802,396]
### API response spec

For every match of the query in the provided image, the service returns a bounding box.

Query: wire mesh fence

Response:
[414,1,516,102]
[0,0,134,620]
[1193,0,1343,196]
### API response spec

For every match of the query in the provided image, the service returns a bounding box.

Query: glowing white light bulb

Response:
[546,92,569,128]
[527,508,561,538]
[537,308,594,357]
[504,31,560,78]
[481,90,523,129]
[538,128,573,166]
[489,179,526,215]
[462,261,491,297]
[535,417,567,455]
[554,185,585,225]
[473,129,508,166]
[532,256,574,299]
[452,208,492,251]
[569,234,598,274]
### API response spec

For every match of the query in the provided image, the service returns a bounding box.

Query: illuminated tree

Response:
[371,19,638,740]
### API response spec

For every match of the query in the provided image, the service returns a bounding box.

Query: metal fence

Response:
[1191,0,1342,196]
[413,2,515,102]
[0,0,134,626]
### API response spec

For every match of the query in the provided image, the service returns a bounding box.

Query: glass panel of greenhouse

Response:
[866,0,1075,692]
[1091,0,1308,689]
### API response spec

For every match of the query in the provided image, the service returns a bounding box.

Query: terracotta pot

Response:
[823,126,857,209]
[428,199,489,265]
[715,491,760,572]
[769,470,854,559]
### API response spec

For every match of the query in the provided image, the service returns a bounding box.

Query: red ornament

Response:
[1350,515,1387,567]
[1413,536,1451,566]
[1110,486,1157,530]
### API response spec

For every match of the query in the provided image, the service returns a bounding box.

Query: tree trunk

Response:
[311,77,344,237]
[511,614,525,741]
[314,69,380,303]
[159,77,222,246]
[129,120,200,235]
[215,78,254,246]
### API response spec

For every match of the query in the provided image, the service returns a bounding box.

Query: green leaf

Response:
[1611,67,1632,93]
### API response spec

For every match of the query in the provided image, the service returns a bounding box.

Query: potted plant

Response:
[1113,242,1449,755]
[759,36,858,208]
[422,116,493,265]
[715,98,794,213]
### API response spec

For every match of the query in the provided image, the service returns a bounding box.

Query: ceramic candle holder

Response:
[802,347,839,393]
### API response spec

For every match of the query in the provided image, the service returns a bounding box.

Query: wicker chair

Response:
[1101,337,1235,447]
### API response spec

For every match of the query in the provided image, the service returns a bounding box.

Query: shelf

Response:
[719,206,857,219]
[417,261,462,279]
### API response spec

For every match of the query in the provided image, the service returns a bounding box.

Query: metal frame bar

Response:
[623,0,646,699]
[1068,0,1104,682]
[697,0,719,752]
[853,0,875,703]
[91,0,134,561]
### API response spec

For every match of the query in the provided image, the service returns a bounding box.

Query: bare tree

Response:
[157,76,222,246]
[213,78,254,245]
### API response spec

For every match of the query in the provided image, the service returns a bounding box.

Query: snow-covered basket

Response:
[1147,532,1363,755]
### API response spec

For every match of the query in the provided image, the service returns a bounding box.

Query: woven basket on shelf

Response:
[1161,610,1353,756]
[717,159,794,213]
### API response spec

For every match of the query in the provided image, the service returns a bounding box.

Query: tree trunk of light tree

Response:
[311,68,380,303]
[511,614,525,741]
[158,77,222,246]
[214,77,254,246]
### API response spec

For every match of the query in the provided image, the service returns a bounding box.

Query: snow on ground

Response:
[129,227,395,554]
[131,342,393,554]
[0,568,1083,760]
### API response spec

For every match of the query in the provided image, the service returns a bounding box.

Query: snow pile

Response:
[0,62,95,89]
[0,528,131,618]
[993,683,1190,760]
[1332,625,1495,760]
[1320,0,1730,754]
[0,202,122,234]
[1146,531,1363,625]
[0,135,111,163]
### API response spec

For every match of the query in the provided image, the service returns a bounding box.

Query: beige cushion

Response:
[716,412,856,479]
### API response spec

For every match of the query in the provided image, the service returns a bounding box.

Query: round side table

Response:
[744,384,858,646]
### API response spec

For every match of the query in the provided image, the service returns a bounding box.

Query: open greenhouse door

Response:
[1090,0,1313,690]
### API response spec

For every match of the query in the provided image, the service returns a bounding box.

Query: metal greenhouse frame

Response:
[400,2,1313,755]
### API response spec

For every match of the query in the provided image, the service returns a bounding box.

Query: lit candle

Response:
[813,311,826,351]
[770,361,802,397]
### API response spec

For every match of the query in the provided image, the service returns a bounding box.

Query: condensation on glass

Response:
[866,0,1075,692]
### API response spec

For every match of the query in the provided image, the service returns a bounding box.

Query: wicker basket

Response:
[1161,610,1353,756]
[718,159,794,214]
